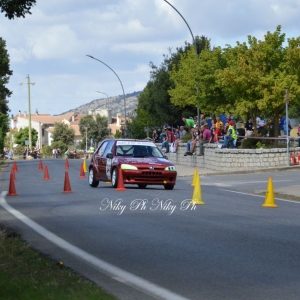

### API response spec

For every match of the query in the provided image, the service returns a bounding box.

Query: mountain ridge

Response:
[59,91,141,116]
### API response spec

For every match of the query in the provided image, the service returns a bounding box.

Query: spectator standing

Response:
[283,115,292,136]
[52,148,57,159]
[279,115,285,136]
[152,130,159,142]
[182,117,194,131]
[89,145,95,158]
[226,113,235,127]
[198,125,211,156]
[199,114,207,126]
[160,127,167,143]
[256,116,266,134]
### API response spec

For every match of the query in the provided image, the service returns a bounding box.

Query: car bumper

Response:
[122,170,177,185]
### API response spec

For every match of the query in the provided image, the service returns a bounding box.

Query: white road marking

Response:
[0,191,189,300]
[219,189,300,204]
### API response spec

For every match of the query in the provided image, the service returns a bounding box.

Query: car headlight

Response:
[121,164,138,170]
[165,166,176,171]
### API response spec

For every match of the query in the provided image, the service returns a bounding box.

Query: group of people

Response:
[52,148,62,158]
[22,147,41,159]
[182,114,238,156]
[4,148,13,160]
[154,114,241,156]
[155,113,300,156]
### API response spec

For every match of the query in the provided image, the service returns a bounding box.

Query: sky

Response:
[1,0,300,116]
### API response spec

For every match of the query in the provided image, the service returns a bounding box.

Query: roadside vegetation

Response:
[0,226,117,300]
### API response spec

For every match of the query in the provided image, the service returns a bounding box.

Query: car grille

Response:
[141,171,162,176]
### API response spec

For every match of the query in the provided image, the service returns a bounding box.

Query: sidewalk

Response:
[174,163,300,199]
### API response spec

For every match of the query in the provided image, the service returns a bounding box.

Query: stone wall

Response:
[161,143,295,172]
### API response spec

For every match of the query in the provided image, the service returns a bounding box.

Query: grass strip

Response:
[0,226,117,300]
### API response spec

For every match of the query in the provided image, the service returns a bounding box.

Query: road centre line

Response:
[219,189,300,204]
[0,192,189,300]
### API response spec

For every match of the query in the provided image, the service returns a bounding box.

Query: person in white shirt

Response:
[256,116,266,134]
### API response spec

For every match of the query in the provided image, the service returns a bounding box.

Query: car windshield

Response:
[115,144,164,158]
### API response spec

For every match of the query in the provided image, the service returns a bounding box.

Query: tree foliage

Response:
[79,114,109,148]
[137,36,210,128]
[0,0,36,19]
[52,122,75,145]
[14,127,38,146]
[0,38,12,152]
[168,26,300,137]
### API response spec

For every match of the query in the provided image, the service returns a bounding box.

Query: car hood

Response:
[116,157,174,167]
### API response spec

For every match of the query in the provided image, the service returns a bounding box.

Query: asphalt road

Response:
[1,159,300,300]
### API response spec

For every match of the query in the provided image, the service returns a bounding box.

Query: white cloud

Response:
[29,25,79,60]
[2,0,300,115]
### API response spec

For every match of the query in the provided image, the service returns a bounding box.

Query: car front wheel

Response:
[164,184,174,190]
[111,168,118,188]
[88,168,99,187]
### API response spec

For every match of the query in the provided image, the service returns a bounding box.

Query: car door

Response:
[102,140,115,181]
[94,141,109,180]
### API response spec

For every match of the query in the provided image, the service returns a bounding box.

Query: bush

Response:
[13,144,25,156]
[50,141,68,153]
[241,138,261,149]
[42,146,52,156]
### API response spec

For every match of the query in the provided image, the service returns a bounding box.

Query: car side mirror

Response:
[106,153,113,159]
[164,155,168,160]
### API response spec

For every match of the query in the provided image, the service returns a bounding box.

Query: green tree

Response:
[52,122,75,145]
[138,36,210,127]
[14,127,38,146]
[0,38,12,152]
[79,114,109,148]
[169,45,227,115]
[218,26,300,136]
[0,0,36,19]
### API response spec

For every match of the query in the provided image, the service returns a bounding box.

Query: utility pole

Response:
[20,75,35,150]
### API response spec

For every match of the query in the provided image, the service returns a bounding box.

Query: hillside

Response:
[60,91,140,116]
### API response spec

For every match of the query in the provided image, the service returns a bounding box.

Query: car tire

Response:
[138,184,147,189]
[164,184,174,190]
[88,168,99,187]
[111,168,118,188]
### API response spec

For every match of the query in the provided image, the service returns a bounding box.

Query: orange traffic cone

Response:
[39,159,43,170]
[62,171,72,193]
[11,167,16,181]
[290,154,296,165]
[43,165,50,180]
[7,172,18,196]
[79,163,86,178]
[116,167,126,191]
[65,157,70,169]
[13,161,18,172]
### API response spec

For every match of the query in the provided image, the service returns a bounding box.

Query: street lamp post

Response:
[95,91,109,108]
[86,55,127,124]
[163,0,200,126]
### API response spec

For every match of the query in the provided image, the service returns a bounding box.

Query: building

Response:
[10,109,126,148]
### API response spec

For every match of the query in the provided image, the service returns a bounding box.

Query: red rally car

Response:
[88,139,177,190]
